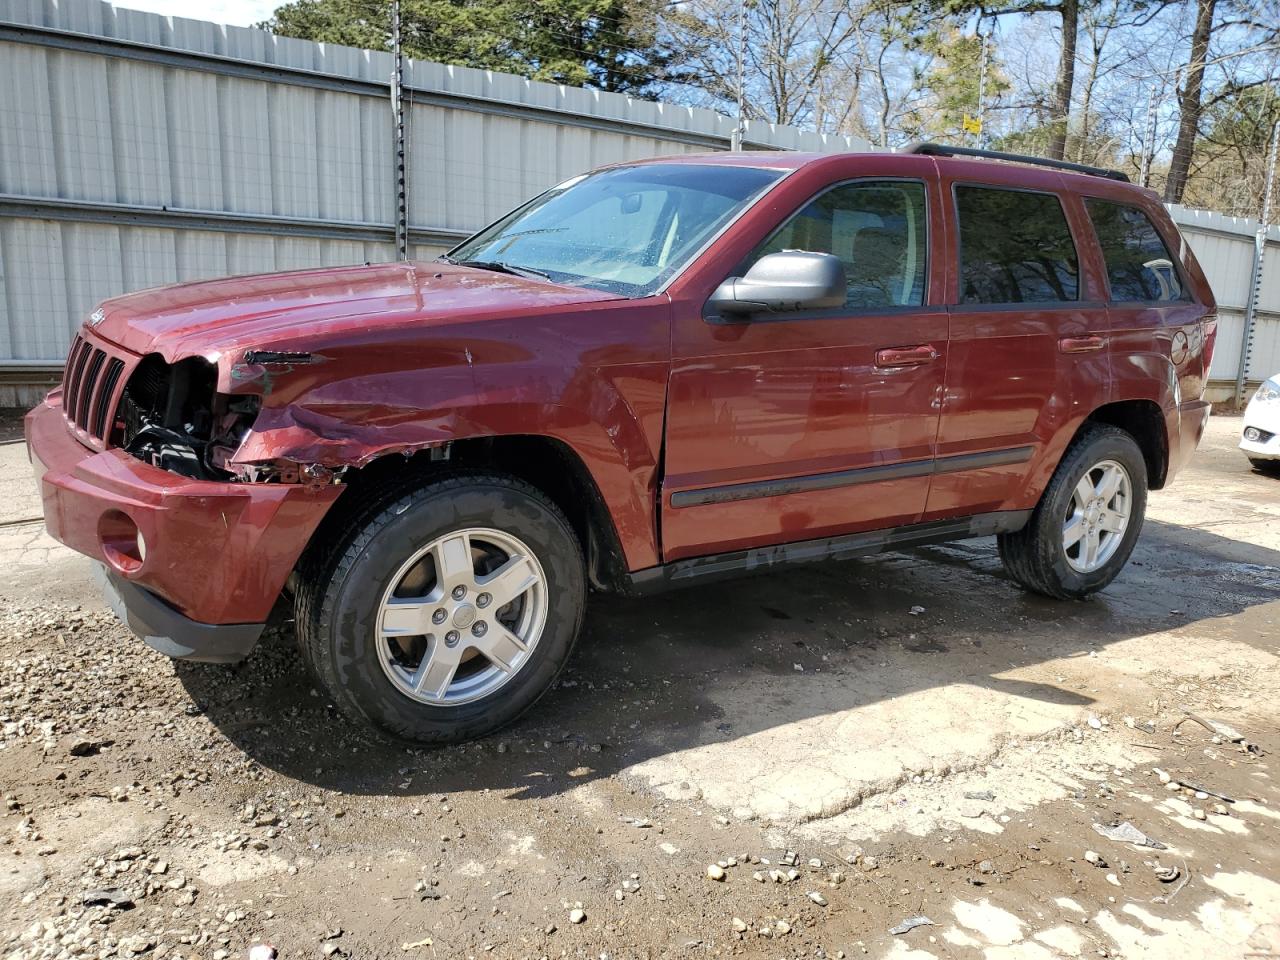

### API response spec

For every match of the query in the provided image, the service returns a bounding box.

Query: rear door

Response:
[1082,195,1212,402]
[661,159,949,561]
[925,172,1112,521]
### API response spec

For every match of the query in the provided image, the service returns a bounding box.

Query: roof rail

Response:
[904,141,1130,183]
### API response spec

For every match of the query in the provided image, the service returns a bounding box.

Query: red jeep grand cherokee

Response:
[27,143,1216,743]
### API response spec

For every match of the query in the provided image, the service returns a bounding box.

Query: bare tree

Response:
[1072,0,1117,160]
[1165,0,1217,201]
[1159,0,1280,202]
[1048,0,1081,158]
[666,0,867,127]
[925,0,1087,159]
[657,0,1278,207]
[828,3,942,144]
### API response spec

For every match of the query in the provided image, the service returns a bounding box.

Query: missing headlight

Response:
[119,355,260,481]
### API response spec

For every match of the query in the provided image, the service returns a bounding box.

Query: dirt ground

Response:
[2,412,1277,960]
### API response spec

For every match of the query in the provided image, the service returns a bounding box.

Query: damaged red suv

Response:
[27,144,1216,743]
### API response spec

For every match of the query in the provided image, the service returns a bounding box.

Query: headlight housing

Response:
[1255,379,1280,404]
[119,354,261,480]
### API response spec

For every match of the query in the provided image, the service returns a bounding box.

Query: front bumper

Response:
[94,563,264,662]
[1240,399,1280,460]
[25,396,342,657]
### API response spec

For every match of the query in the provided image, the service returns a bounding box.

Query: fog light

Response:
[1244,427,1262,442]
[99,510,145,574]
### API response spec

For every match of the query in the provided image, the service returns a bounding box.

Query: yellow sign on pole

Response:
[962,114,983,136]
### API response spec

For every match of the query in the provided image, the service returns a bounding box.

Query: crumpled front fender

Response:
[233,403,456,468]
[220,296,671,571]
[230,369,667,571]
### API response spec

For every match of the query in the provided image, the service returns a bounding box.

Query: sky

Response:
[116,0,279,27]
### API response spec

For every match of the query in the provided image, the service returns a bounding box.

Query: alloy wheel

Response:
[1062,459,1131,574]
[375,527,548,705]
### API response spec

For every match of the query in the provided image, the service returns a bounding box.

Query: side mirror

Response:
[708,251,847,317]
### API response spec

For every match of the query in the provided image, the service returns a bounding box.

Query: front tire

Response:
[295,472,585,743]
[998,425,1148,599]
[1249,457,1280,477]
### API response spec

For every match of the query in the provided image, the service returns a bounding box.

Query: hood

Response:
[87,261,624,359]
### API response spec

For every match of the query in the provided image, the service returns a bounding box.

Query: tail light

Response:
[1201,314,1217,378]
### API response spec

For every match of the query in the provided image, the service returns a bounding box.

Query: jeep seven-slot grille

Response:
[61,334,128,446]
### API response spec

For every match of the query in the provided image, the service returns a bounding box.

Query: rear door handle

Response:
[1058,334,1107,354]
[875,345,938,367]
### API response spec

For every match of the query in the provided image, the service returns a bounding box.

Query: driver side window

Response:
[750,181,928,309]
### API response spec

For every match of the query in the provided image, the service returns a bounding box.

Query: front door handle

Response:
[1059,334,1107,354]
[875,344,938,367]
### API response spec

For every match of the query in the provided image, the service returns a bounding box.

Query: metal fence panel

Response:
[1169,207,1280,389]
[0,45,58,197]
[0,0,869,383]
[1253,318,1280,375]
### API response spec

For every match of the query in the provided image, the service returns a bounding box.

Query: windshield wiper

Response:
[449,258,554,282]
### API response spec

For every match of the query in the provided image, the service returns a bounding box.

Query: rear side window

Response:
[956,186,1079,304]
[751,181,928,309]
[1086,199,1185,302]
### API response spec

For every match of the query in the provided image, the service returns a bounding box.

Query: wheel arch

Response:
[1082,399,1169,489]
[316,434,635,594]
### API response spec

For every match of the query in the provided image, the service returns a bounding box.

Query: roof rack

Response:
[905,141,1130,183]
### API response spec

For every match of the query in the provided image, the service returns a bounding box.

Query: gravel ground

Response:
[1,412,1277,960]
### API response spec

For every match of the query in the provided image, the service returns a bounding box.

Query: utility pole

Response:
[975,31,988,148]
[1235,116,1279,405]
[390,0,409,261]
[730,0,747,151]
[1140,86,1157,188]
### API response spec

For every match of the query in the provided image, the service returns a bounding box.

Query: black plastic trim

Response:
[906,141,1130,182]
[705,303,947,326]
[94,564,264,664]
[669,446,1034,508]
[628,509,1033,594]
[948,300,1105,314]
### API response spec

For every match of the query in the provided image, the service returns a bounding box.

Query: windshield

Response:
[445,163,785,297]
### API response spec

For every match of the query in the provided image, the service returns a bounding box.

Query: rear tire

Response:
[295,471,585,744]
[998,425,1147,600]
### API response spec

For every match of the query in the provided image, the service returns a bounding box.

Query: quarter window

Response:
[956,186,1079,303]
[1086,199,1185,302]
[750,181,928,309]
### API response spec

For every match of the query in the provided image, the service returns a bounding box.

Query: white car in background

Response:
[1241,374,1280,474]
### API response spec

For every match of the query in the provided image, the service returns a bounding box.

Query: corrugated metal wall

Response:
[1167,207,1280,398]
[0,0,870,402]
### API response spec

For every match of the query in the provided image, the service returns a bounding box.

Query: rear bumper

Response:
[94,563,264,662]
[25,396,341,639]
[1167,398,1211,481]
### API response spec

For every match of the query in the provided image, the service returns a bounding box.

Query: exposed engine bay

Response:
[118,355,261,481]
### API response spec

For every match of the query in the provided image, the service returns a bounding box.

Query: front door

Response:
[661,173,949,561]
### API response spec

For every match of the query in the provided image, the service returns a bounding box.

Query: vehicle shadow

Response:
[174,516,1280,804]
